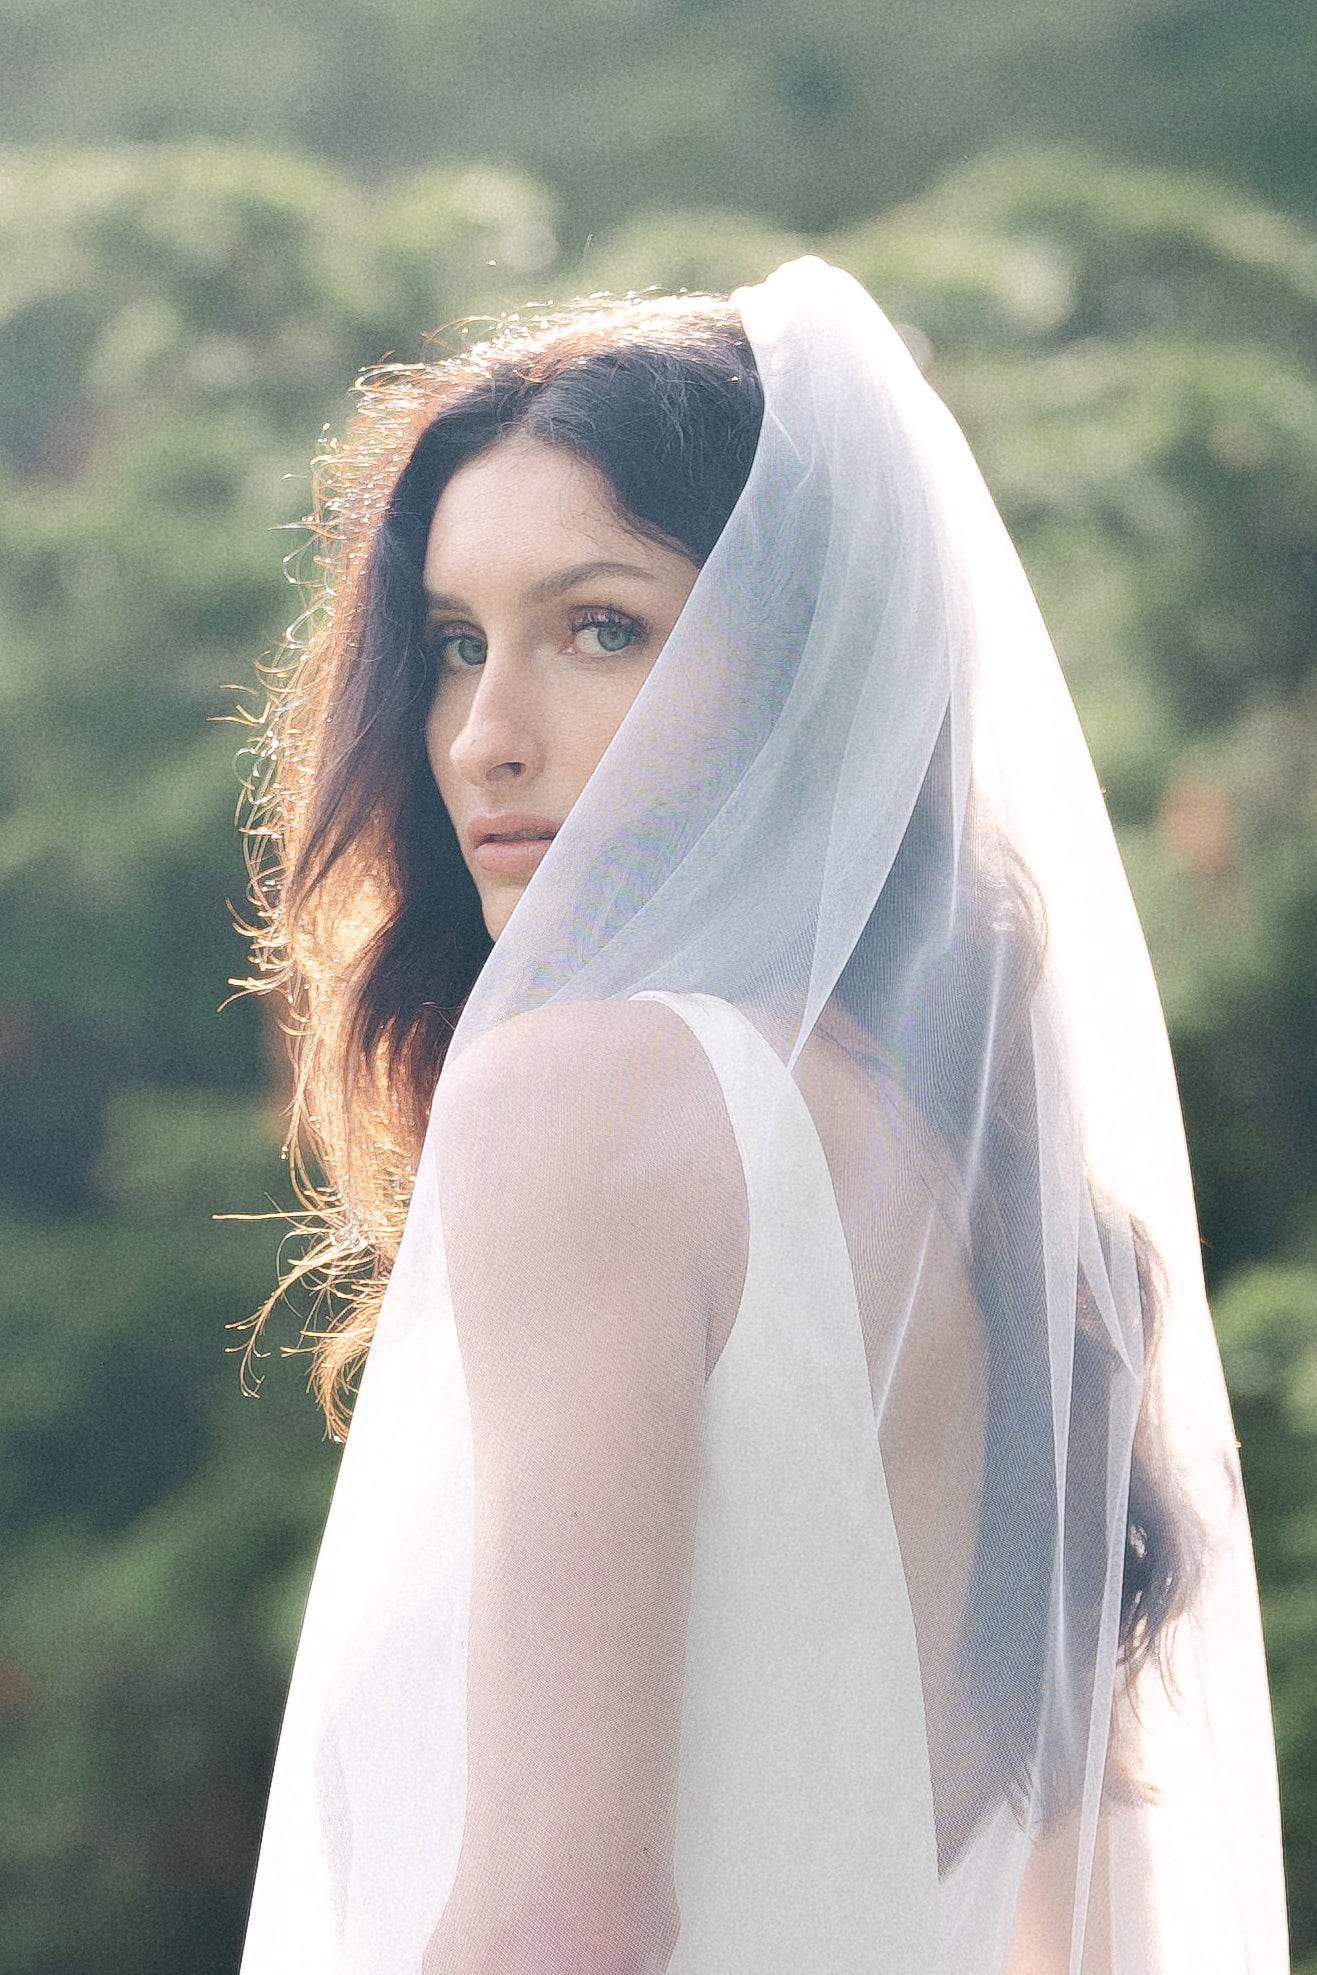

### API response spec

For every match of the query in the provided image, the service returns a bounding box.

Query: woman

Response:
[238,259,1288,1972]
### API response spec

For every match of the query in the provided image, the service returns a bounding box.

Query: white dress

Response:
[239,989,1008,1973]
[241,257,1288,1972]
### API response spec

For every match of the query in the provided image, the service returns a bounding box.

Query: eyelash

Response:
[426,606,645,672]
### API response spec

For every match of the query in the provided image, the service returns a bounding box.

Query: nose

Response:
[446,651,544,789]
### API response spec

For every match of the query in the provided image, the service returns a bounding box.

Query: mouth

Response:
[472,834,556,876]
[469,815,559,876]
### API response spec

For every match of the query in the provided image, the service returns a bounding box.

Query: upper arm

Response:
[429,999,748,1944]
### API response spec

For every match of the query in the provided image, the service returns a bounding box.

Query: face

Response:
[423,435,699,938]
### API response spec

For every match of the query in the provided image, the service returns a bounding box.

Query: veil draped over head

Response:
[241,259,1288,1973]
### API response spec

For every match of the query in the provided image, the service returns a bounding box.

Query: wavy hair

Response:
[237,293,1195,1749]
[237,296,762,1433]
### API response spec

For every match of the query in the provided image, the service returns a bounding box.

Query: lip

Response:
[468,812,562,849]
[467,811,560,877]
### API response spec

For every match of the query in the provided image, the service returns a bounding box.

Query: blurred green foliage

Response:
[0,146,560,1972]
[0,136,1313,1970]
[0,0,1314,238]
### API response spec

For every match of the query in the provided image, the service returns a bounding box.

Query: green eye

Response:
[437,632,486,669]
[578,615,639,655]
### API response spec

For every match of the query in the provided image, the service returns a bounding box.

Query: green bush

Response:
[0,143,1313,1967]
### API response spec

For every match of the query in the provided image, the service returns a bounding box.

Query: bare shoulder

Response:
[432,997,745,1223]
[434,997,725,1143]
[434,1000,749,1377]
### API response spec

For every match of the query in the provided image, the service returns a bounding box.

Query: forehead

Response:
[422,436,635,594]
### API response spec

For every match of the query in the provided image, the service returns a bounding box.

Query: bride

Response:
[237,259,1289,1972]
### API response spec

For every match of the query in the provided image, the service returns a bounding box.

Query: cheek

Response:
[566,705,627,784]
[564,670,654,782]
[424,695,459,805]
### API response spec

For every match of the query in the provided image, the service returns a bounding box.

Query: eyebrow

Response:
[423,558,662,615]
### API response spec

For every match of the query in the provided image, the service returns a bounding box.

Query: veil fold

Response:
[242,257,1289,1974]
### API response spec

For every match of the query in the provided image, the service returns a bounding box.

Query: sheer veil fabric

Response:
[240,259,1289,1971]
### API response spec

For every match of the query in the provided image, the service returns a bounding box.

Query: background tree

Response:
[0,147,557,1975]
[0,0,1313,237]
[0,138,1312,1970]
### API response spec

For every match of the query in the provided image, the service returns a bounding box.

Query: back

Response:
[241,987,1286,1973]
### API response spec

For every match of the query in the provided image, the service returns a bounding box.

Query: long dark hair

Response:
[238,297,763,1428]
[239,291,1192,1757]
[837,731,1198,1844]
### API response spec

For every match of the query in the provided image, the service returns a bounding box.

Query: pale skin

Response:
[423,434,700,942]
[419,436,740,1975]
[415,435,1101,1971]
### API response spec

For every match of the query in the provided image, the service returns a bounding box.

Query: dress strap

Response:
[631,987,809,1185]
[632,990,941,1968]
[632,986,871,1402]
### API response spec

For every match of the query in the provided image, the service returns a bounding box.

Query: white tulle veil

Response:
[240,257,1289,1973]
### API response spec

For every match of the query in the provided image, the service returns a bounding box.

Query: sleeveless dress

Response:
[239,991,1006,1973]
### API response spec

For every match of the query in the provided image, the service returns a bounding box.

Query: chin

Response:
[482,887,524,941]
